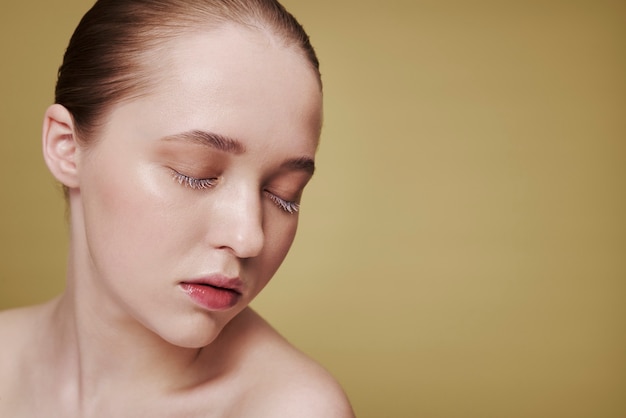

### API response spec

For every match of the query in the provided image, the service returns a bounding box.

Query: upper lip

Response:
[181,275,244,294]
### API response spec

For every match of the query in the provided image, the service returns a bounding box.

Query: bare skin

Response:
[0,303,353,417]
[0,24,354,417]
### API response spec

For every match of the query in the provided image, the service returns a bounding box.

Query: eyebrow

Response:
[162,129,316,175]
[282,156,316,175]
[162,130,246,154]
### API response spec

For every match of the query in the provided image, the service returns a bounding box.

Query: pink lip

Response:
[180,275,243,311]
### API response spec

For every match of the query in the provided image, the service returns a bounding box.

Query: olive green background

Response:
[1,1,625,417]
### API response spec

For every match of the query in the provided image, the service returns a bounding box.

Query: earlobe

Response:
[42,104,81,189]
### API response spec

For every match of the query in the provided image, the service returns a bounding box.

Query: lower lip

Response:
[180,283,241,311]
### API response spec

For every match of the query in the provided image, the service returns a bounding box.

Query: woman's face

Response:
[72,25,322,348]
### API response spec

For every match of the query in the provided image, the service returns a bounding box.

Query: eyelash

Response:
[172,171,300,214]
[172,171,217,189]
[264,192,300,214]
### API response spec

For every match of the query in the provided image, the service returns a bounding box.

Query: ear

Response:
[42,104,81,189]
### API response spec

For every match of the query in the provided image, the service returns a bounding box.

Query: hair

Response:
[55,0,321,144]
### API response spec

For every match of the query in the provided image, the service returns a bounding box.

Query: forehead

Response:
[129,24,323,151]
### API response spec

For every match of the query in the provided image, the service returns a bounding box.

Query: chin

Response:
[154,314,230,349]
[161,327,221,349]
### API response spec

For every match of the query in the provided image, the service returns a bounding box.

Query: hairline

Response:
[74,21,321,145]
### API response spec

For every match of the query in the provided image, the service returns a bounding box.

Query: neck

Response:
[47,198,235,410]
[49,291,219,399]
[44,252,230,411]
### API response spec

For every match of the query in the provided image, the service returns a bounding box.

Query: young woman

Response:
[0,0,354,416]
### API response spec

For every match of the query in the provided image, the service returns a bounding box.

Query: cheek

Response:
[253,215,299,286]
[86,167,147,230]
[79,155,173,273]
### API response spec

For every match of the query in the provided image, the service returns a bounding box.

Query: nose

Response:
[208,185,265,259]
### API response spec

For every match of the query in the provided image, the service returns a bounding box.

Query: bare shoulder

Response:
[227,309,355,418]
[249,361,355,418]
[0,303,50,365]
[0,304,41,350]
[0,303,51,408]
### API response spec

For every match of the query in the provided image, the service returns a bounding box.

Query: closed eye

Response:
[172,170,218,190]
[264,191,300,214]
[172,169,300,213]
